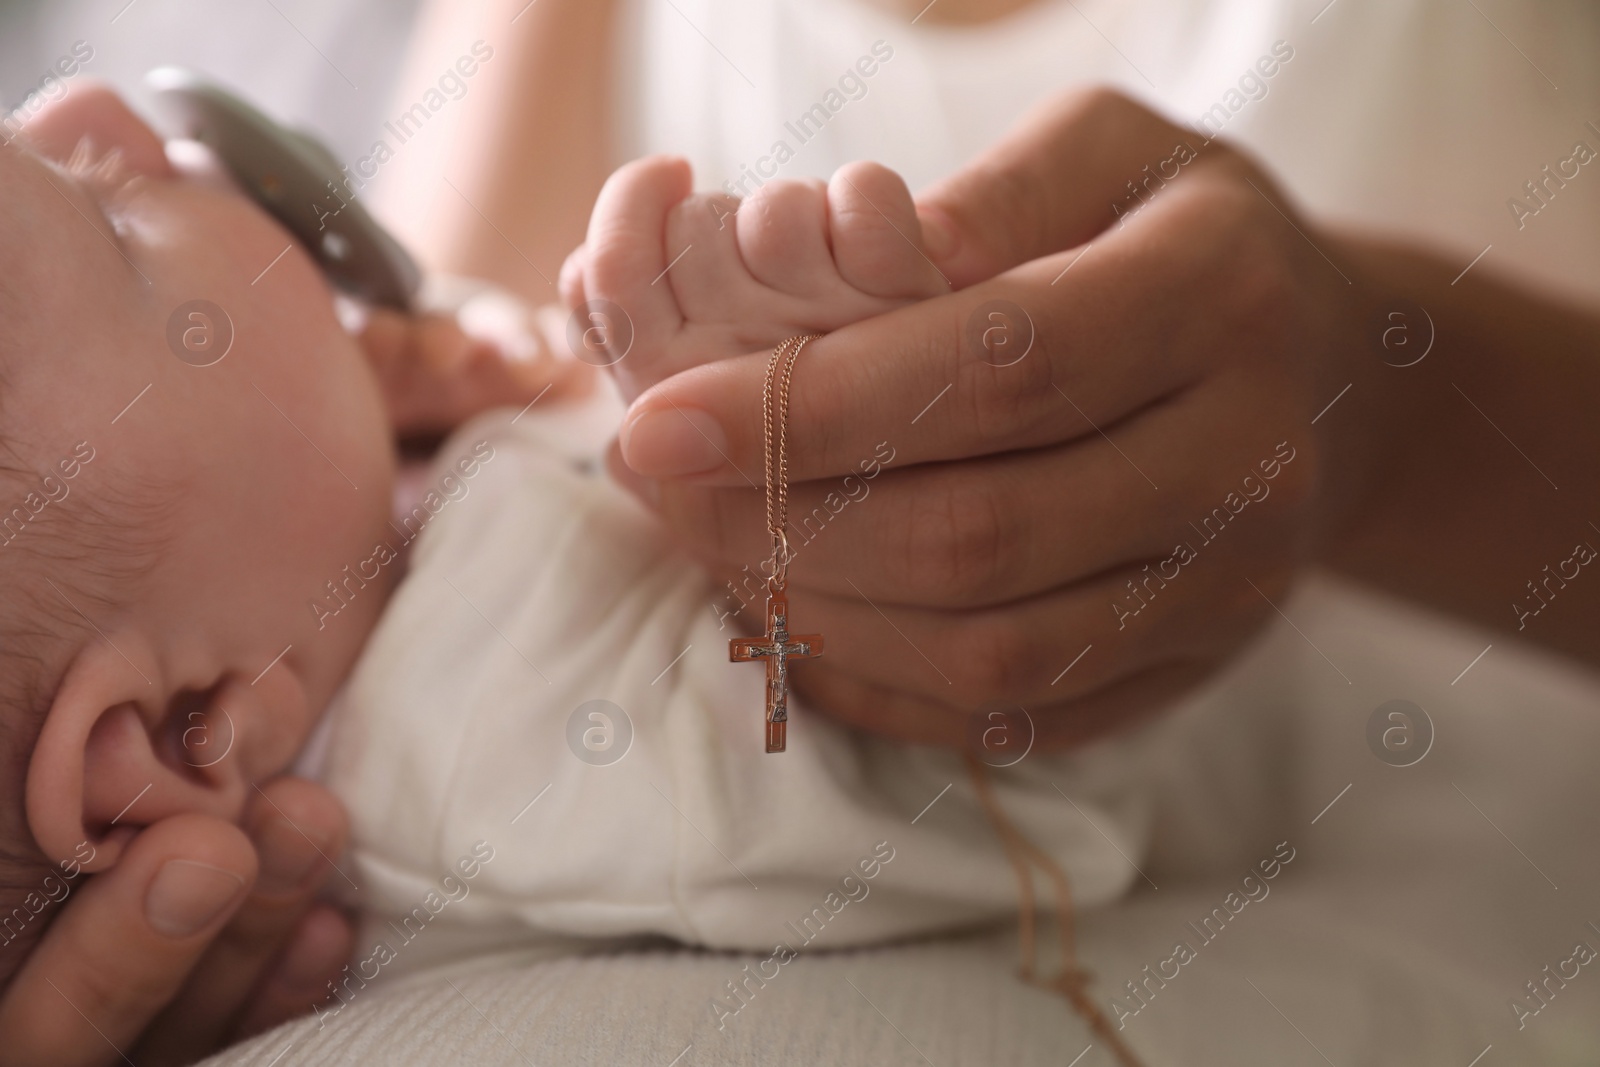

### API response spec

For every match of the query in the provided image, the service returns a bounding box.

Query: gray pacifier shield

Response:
[145,67,420,310]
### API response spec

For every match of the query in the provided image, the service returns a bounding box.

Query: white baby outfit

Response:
[318,395,1152,963]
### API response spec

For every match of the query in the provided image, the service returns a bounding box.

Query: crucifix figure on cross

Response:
[729,590,823,752]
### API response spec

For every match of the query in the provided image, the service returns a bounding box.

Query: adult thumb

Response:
[914,86,1202,289]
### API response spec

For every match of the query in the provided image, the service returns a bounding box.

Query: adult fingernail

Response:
[146,860,246,938]
[255,818,325,896]
[621,407,727,477]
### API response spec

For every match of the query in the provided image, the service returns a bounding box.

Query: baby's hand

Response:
[563,156,947,404]
[357,294,593,437]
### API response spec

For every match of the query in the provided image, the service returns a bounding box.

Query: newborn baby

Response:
[0,86,1149,1003]
[320,155,1153,970]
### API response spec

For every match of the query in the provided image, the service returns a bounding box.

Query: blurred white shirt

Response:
[615,0,1600,304]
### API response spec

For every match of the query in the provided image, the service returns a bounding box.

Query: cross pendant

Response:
[729,590,823,752]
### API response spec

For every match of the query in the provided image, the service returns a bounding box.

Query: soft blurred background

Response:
[9,0,1600,306]
[0,0,418,167]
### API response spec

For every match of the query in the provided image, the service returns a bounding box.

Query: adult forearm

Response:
[377,0,617,298]
[1322,234,1600,666]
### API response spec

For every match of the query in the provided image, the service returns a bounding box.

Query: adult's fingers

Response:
[230,903,354,1039]
[770,558,1272,711]
[133,779,350,1065]
[619,170,1266,485]
[616,404,1206,607]
[0,816,255,1067]
[914,86,1211,288]
[795,655,1218,752]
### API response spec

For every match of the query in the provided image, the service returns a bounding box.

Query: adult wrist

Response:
[1297,230,1420,569]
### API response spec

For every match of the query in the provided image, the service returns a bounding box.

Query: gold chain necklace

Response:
[729,335,825,752]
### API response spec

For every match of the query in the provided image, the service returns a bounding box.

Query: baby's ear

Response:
[25,637,264,872]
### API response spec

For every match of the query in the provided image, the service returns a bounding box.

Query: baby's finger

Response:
[354,306,413,377]
[734,178,834,296]
[415,313,481,376]
[559,242,589,313]
[662,188,771,321]
[828,161,948,299]
[132,779,350,1064]
[582,155,692,359]
[360,302,588,434]
[0,816,255,1067]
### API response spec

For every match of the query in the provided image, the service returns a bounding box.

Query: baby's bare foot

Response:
[564,156,947,404]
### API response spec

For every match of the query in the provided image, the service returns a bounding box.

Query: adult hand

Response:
[0,778,353,1066]
[609,88,1389,750]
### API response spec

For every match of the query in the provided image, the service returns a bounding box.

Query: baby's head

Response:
[0,84,397,979]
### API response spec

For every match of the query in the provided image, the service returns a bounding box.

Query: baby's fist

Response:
[564,155,947,405]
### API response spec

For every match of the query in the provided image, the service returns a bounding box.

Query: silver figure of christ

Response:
[728,590,822,753]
